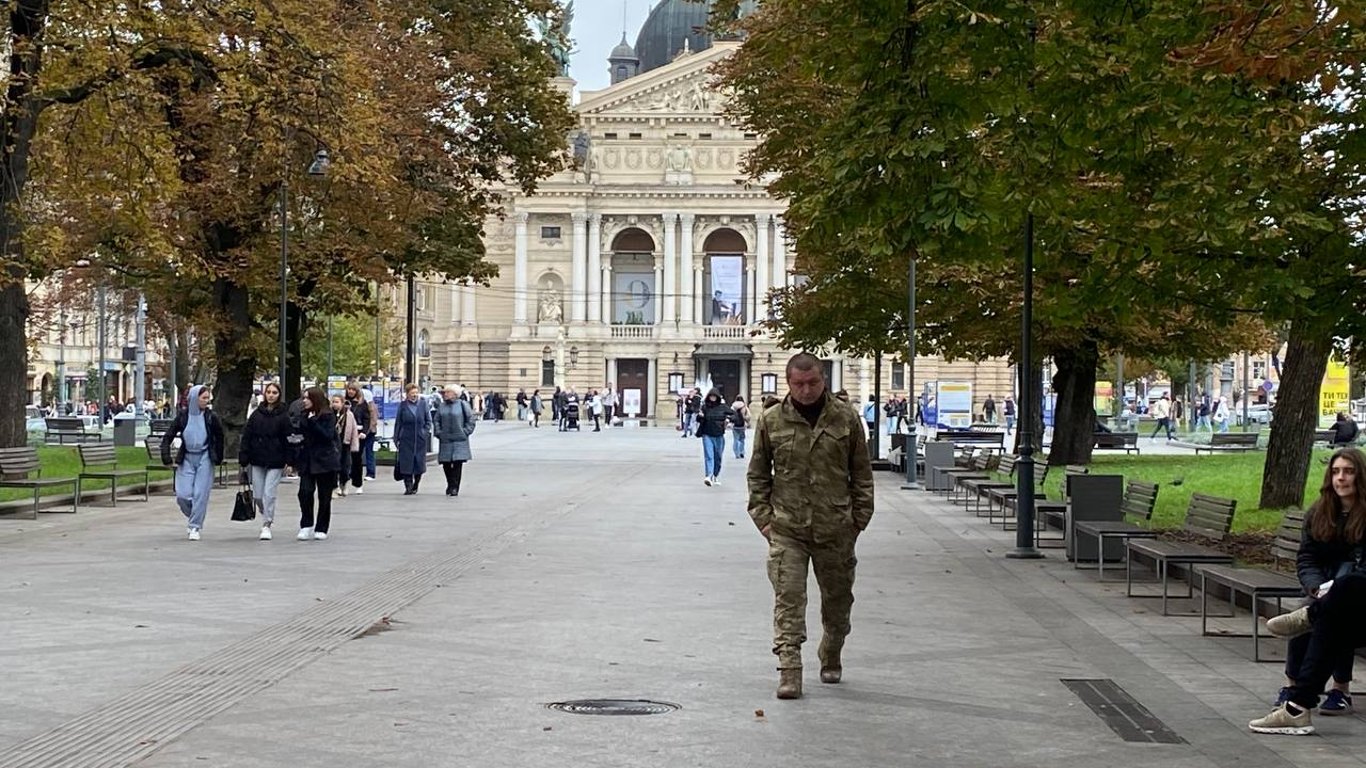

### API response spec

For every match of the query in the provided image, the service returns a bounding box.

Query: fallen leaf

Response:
[754,709,765,718]
[134,624,149,628]
[543,726,553,731]
[643,638,661,643]
[368,687,399,692]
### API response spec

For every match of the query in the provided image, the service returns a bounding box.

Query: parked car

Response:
[1234,403,1273,426]
[25,405,44,433]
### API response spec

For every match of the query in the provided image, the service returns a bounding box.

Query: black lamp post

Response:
[1008,213,1042,559]
[902,254,919,489]
[279,149,330,401]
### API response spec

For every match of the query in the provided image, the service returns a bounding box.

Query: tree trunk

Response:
[1259,321,1331,508]
[210,279,254,459]
[0,2,49,447]
[1048,339,1099,465]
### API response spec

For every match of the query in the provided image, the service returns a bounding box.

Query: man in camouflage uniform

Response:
[747,352,875,699]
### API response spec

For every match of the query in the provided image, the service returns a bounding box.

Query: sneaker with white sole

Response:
[712,476,721,486]
[1267,606,1311,638]
[1249,702,1314,735]
[187,529,201,541]
[1319,689,1353,715]
[314,531,328,541]
[298,527,314,541]
[703,476,712,486]
[259,526,272,541]
[355,486,363,495]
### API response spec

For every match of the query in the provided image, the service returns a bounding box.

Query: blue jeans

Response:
[175,450,215,531]
[732,428,746,458]
[362,434,377,478]
[702,435,725,478]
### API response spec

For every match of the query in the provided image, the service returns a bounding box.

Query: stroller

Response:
[561,399,582,432]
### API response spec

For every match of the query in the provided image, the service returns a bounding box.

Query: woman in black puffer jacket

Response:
[239,382,291,540]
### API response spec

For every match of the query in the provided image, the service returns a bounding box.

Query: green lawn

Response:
[0,445,173,503]
[1031,449,1330,533]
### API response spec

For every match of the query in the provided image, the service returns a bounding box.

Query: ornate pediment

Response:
[578,42,735,118]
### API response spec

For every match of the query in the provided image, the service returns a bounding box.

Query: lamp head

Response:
[308,150,330,177]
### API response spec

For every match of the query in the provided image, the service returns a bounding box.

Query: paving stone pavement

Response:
[0,421,1361,767]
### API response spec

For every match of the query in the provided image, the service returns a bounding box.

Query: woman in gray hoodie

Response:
[159,385,225,540]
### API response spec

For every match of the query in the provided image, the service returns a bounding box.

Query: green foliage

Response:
[298,313,398,381]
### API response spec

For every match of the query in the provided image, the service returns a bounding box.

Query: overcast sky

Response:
[568,0,654,93]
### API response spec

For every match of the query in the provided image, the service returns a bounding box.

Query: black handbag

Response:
[231,486,256,521]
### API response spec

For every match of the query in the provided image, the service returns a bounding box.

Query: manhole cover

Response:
[546,699,680,716]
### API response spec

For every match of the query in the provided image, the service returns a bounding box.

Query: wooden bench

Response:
[1126,493,1238,615]
[1180,432,1259,454]
[1073,480,1161,578]
[959,455,1020,515]
[944,453,998,502]
[938,430,1007,453]
[1029,465,1090,547]
[986,459,1049,529]
[1093,432,1140,454]
[44,416,101,445]
[0,447,79,518]
[148,418,175,441]
[1195,512,1305,661]
[77,444,150,506]
[935,447,981,498]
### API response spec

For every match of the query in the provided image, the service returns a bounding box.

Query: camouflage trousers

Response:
[767,531,857,670]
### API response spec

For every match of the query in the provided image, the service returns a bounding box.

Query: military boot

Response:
[819,636,844,684]
[776,669,803,700]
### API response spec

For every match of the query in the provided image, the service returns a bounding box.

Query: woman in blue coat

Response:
[434,385,476,496]
[394,383,432,495]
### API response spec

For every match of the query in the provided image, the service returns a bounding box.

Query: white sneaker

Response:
[712,476,721,486]
[298,527,314,541]
[704,476,712,486]
[259,526,272,541]
[187,529,201,541]
[354,486,363,495]
[314,531,328,541]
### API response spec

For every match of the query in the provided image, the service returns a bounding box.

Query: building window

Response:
[892,363,905,391]
[628,132,642,140]
[1253,360,1267,380]
[541,226,562,240]
[673,132,688,139]
[744,133,758,140]
[604,132,618,139]
[698,133,712,140]
[541,360,555,386]
[417,330,430,357]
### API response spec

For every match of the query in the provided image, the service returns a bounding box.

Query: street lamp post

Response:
[135,292,146,421]
[97,284,107,422]
[279,149,330,402]
[902,255,919,490]
[56,309,67,413]
[1009,213,1043,559]
[404,274,417,386]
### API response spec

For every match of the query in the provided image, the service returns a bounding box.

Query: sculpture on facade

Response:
[538,288,564,324]
[664,143,694,185]
[689,82,710,111]
[536,1,575,77]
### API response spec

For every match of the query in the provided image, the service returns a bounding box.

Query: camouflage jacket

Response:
[747,392,875,542]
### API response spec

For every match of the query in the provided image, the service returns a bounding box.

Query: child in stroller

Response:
[560,397,581,431]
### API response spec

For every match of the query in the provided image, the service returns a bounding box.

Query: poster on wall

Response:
[623,389,642,417]
[708,255,745,325]
[612,271,655,325]
[1320,360,1350,427]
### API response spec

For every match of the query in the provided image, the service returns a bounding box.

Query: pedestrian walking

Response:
[331,395,361,497]
[348,384,378,481]
[516,389,528,422]
[1197,398,1213,432]
[529,390,544,428]
[1249,448,1366,735]
[983,394,997,425]
[295,387,341,541]
[434,385,476,496]
[696,388,732,485]
[1214,397,1231,433]
[160,384,225,541]
[588,390,604,432]
[604,385,618,424]
[1149,393,1174,440]
[1003,396,1016,431]
[731,395,750,459]
[862,396,876,438]
[395,383,433,495]
[239,382,289,540]
[747,353,874,700]
[682,388,702,438]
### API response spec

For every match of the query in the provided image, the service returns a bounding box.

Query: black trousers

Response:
[441,461,465,493]
[1285,624,1354,686]
[1290,574,1366,708]
[337,451,362,489]
[299,472,337,533]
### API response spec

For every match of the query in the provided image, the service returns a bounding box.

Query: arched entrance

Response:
[698,228,751,402]
[609,227,656,419]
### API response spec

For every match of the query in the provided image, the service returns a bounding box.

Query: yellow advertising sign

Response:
[1095,380,1114,416]
[1319,361,1350,428]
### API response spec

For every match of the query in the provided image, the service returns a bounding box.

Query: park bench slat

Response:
[1073,480,1161,578]
[1125,493,1237,615]
[77,444,150,507]
[0,446,79,517]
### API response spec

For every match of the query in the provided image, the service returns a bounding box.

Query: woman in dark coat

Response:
[239,382,290,540]
[434,385,476,496]
[394,383,433,495]
[295,387,340,541]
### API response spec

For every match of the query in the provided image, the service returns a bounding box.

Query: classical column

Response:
[461,284,477,325]
[601,264,613,324]
[755,213,771,323]
[661,213,677,323]
[571,213,588,323]
[653,257,665,325]
[513,212,529,324]
[693,267,704,325]
[678,213,695,324]
[772,216,788,289]
[449,283,461,325]
[587,213,602,323]
[746,266,757,324]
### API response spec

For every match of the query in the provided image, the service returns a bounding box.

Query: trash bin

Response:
[113,417,138,447]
